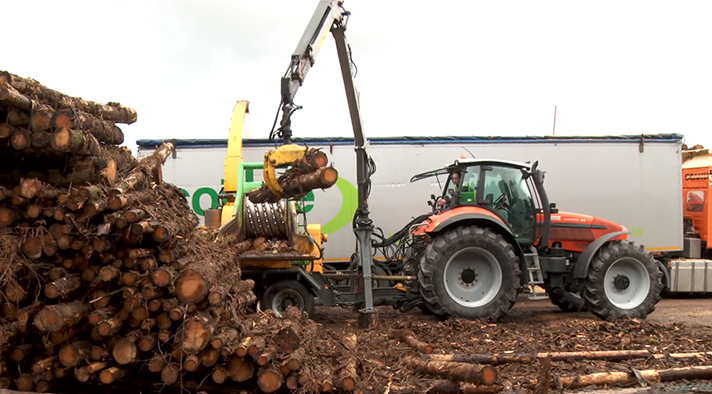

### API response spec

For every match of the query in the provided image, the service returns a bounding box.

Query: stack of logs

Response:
[0,71,353,394]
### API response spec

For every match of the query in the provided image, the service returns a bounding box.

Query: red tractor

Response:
[405,158,663,321]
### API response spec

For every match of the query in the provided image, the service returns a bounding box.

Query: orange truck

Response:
[663,147,712,292]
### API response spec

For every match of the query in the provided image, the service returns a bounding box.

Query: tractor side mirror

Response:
[550,202,559,213]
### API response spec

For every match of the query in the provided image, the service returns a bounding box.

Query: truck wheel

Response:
[546,285,587,312]
[582,241,663,321]
[261,280,315,318]
[418,225,521,322]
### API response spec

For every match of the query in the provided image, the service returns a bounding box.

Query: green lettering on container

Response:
[192,187,219,216]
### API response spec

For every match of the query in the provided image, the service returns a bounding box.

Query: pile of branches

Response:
[0,71,352,394]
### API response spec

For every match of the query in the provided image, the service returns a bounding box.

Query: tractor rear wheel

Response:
[546,285,587,312]
[418,225,521,321]
[582,241,663,321]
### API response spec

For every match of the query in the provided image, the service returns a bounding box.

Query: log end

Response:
[175,268,209,304]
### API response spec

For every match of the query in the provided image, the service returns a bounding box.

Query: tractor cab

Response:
[415,159,548,249]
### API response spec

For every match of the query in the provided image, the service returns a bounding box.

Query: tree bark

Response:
[402,356,498,386]
[338,333,358,391]
[52,108,124,144]
[390,381,504,394]
[34,301,91,333]
[0,322,18,347]
[247,166,338,203]
[0,82,33,111]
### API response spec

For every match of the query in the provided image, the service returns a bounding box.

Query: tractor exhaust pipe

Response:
[530,162,551,253]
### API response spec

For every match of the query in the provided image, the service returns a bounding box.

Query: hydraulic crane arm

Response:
[266,0,378,321]
[271,0,346,143]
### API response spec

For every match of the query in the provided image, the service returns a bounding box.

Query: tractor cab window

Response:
[483,166,537,244]
[443,166,479,205]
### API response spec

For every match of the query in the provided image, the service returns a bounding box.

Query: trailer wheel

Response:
[546,285,587,312]
[582,241,663,321]
[261,280,315,318]
[418,225,521,322]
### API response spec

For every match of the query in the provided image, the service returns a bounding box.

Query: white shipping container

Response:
[137,134,685,264]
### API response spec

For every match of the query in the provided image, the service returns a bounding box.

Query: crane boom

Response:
[270,0,378,321]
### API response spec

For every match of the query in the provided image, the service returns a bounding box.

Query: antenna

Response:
[462,147,475,158]
[553,105,557,136]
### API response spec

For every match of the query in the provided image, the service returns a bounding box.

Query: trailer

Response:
[137,133,704,294]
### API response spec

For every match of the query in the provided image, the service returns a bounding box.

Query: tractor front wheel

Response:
[582,241,663,321]
[418,225,521,322]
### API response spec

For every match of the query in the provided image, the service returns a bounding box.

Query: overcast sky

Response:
[3,1,711,154]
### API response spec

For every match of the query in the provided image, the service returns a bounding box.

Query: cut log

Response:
[0,206,17,227]
[51,127,101,156]
[390,381,504,394]
[285,347,305,372]
[112,337,138,365]
[52,108,125,144]
[11,344,33,362]
[7,108,30,127]
[257,366,284,393]
[256,346,276,366]
[2,72,138,124]
[88,308,114,325]
[15,372,43,392]
[557,365,712,389]
[99,366,126,384]
[157,313,173,330]
[338,333,358,391]
[424,349,695,365]
[286,374,299,390]
[247,166,338,203]
[17,303,44,332]
[10,128,30,150]
[200,347,220,368]
[228,356,255,383]
[21,236,43,259]
[149,353,166,373]
[59,341,91,368]
[0,82,33,110]
[30,104,54,132]
[98,316,124,337]
[141,284,162,300]
[76,361,109,383]
[20,178,43,199]
[138,334,157,352]
[401,356,498,386]
[175,311,214,355]
[109,142,174,196]
[140,318,156,332]
[0,322,19,346]
[247,336,266,358]
[152,266,176,288]
[34,300,91,333]
[90,345,109,361]
[212,365,229,384]
[124,209,146,223]
[184,355,200,372]
[211,326,239,350]
[160,362,181,385]
[31,357,56,374]
[139,256,157,272]
[44,274,82,299]
[99,266,121,282]
[31,130,51,148]
[236,336,252,357]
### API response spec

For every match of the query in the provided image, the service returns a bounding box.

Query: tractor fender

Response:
[573,231,630,279]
